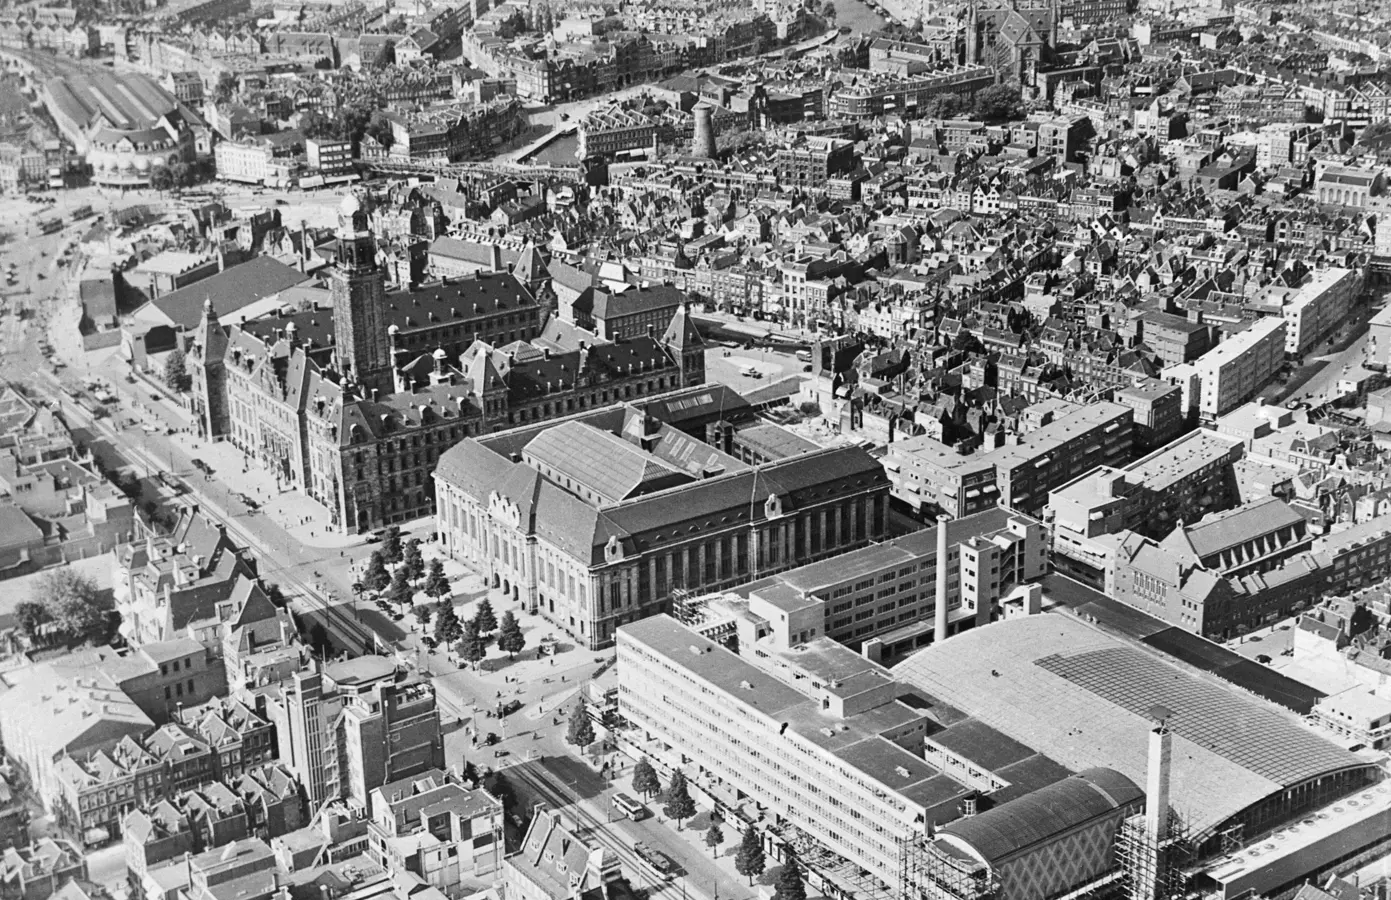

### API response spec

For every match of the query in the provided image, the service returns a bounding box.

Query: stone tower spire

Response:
[330,193,392,394]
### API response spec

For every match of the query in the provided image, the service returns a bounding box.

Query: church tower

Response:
[330,193,392,394]
[965,0,980,65]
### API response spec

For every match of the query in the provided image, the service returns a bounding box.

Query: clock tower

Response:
[331,193,392,394]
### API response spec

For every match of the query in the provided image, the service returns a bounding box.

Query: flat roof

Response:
[1193,317,1284,370]
[620,616,952,809]
[1125,429,1243,492]
[893,614,1366,839]
[986,402,1130,470]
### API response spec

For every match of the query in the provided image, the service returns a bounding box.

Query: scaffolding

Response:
[1116,811,1191,900]
[672,587,708,626]
[898,835,999,900]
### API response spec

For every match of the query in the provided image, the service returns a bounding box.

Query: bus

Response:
[37,217,62,234]
[612,793,648,820]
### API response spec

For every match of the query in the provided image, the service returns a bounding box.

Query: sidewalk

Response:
[168,431,363,550]
[602,760,788,900]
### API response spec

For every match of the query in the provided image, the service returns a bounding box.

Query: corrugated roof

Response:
[894,615,1372,840]
[941,769,1142,864]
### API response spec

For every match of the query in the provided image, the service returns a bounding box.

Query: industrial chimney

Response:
[1146,705,1173,841]
[692,105,718,159]
[934,514,950,645]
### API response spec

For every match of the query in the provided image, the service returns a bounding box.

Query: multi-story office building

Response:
[577,106,657,160]
[1136,311,1213,367]
[773,136,855,187]
[617,616,1081,895]
[826,67,994,119]
[1059,0,1128,25]
[1250,267,1361,359]
[989,402,1134,516]
[885,403,1133,519]
[619,615,931,889]
[359,100,524,163]
[1165,318,1287,421]
[1370,303,1391,370]
[305,138,353,176]
[1048,429,1246,586]
[261,657,443,809]
[434,391,891,649]
[1113,379,1184,454]
[694,508,1046,659]
[883,437,999,519]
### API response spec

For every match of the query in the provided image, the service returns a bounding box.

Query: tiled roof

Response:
[149,257,310,331]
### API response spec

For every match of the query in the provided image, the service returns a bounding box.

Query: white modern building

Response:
[1247,267,1361,358]
[617,615,1079,895]
[1165,318,1286,420]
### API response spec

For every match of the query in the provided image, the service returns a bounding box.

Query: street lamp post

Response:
[352,581,364,619]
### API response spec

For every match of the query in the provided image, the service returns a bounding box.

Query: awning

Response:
[83,827,109,844]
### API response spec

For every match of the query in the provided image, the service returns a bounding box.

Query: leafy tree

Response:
[163,349,191,392]
[299,109,334,139]
[423,558,450,599]
[496,610,525,657]
[925,93,964,119]
[434,602,462,644]
[566,699,596,747]
[458,618,485,668]
[371,39,396,69]
[333,103,374,144]
[309,622,331,655]
[116,471,141,498]
[632,758,661,800]
[212,72,239,104]
[774,855,807,900]
[364,551,391,592]
[973,83,1023,121]
[735,827,766,884]
[34,569,108,641]
[148,165,174,193]
[952,328,984,355]
[412,602,432,625]
[473,596,498,635]
[365,111,395,149]
[662,768,697,828]
[482,770,514,809]
[263,581,288,607]
[821,0,836,19]
[705,822,724,854]
[389,565,414,608]
[15,601,50,640]
[381,525,403,564]
[169,161,197,188]
[403,539,425,582]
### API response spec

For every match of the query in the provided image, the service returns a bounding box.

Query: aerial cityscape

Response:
[2,0,1391,900]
